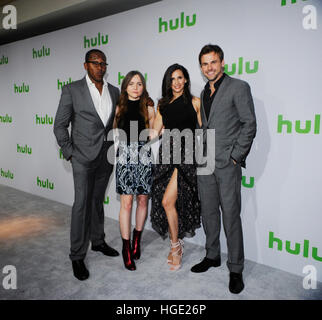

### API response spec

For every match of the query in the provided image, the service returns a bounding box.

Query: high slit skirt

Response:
[150,137,201,239]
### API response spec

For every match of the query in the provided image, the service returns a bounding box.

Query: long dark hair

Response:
[158,63,192,113]
[116,71,150,128]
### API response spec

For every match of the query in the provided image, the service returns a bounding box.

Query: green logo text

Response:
[59,149,65,160]
[0,114,12,123]
[0,55,8,65]
[277,114,320,134]
[32,45,50,59]
[17,144,32,155]
[58,78,73,90]
[36,114,53,125]
[84,32,108,48]
[14,82,29,93]
[37,177,54,190]
[0,169,14,179]
[281,0,308,6]
[242,176,254,188]
[159,12,196,33]
[225,57,259,75]
[269,231,321,262]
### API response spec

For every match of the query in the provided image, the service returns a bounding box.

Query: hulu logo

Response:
[0,114,12,123]
[84,32,108,48]
[0,169,14,179]
[36,114,53,125]
[281,0,308,6]
[37,177,54,190]
[32,45,50,59]
[17,144,32,155]
[242,176,254,188]
[118,72,148,86]
[159,12,196,33]
[14,83,29,93]
[59,149,65,160]
[57,78,73,90]
[104,196,109,205]
[277,114,320,134]
[225,57,259,75]
[269,231,322,262]
[0,55,8,65]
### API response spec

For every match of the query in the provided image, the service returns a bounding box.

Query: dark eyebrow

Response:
[202,60,217,65]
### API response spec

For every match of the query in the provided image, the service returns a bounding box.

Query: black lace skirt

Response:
[150,137,201,239]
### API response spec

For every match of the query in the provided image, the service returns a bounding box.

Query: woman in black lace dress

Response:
[150,64,202,270]
[114,71,155,271]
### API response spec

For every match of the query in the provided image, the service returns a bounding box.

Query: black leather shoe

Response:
[229,272,244,294]
[191,257,221,273]
[92,242,119,256]
[72,260,89,281]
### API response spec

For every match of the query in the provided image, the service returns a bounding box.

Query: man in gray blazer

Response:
[54,49,120,281]
[191,44,256,294]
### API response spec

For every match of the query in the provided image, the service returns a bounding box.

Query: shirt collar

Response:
[204,72,226,91]
[86,74,107,87]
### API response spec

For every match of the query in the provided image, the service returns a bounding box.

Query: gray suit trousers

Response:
[197,160,244,273]
[69,141,113,261]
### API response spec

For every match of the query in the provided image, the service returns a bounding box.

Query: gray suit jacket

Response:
[200,74,256,169]
[54,77,120,165]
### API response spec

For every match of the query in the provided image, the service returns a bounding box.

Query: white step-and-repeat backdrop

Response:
[1,0,321,281]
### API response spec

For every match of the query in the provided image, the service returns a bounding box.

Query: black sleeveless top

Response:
[118,99,147,142]
[161,95,197,131]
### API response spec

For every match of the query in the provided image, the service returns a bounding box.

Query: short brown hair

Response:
[199,44,224,65]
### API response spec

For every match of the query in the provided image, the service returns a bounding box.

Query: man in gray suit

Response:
[54,49,120,281]
[191,44,256,294]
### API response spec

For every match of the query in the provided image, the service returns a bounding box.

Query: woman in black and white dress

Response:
[114,71,155,271]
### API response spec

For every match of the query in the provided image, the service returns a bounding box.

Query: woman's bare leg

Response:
[119,194,133,240]
[162,168,182,267]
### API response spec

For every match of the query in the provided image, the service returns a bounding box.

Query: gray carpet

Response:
[0,184,321,300]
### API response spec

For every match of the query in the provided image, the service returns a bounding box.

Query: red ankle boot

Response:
[132,228,142,260]
[122,238,136,271]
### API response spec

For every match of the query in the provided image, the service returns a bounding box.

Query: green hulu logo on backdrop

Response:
[1,168,14,179]
[36,114,53,125]
[32,45,50,59]
[14,82,29,93]
[59,149,65,160]
[0,55,8,65]
[0,114,12,123]
[242,176,254,188]
[277,114,320,134]
[37,177,54,190]
[225,57,259,75]
[159,12,196,33]
[84,32,108,48]
[281,0,308,6]
[104,196,109,205]
[118,72,148,86]
[57,78,73,90]
[269,231,322,262]
[17,144,32,155]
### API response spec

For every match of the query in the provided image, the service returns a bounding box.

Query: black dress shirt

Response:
[203,73,226,120]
